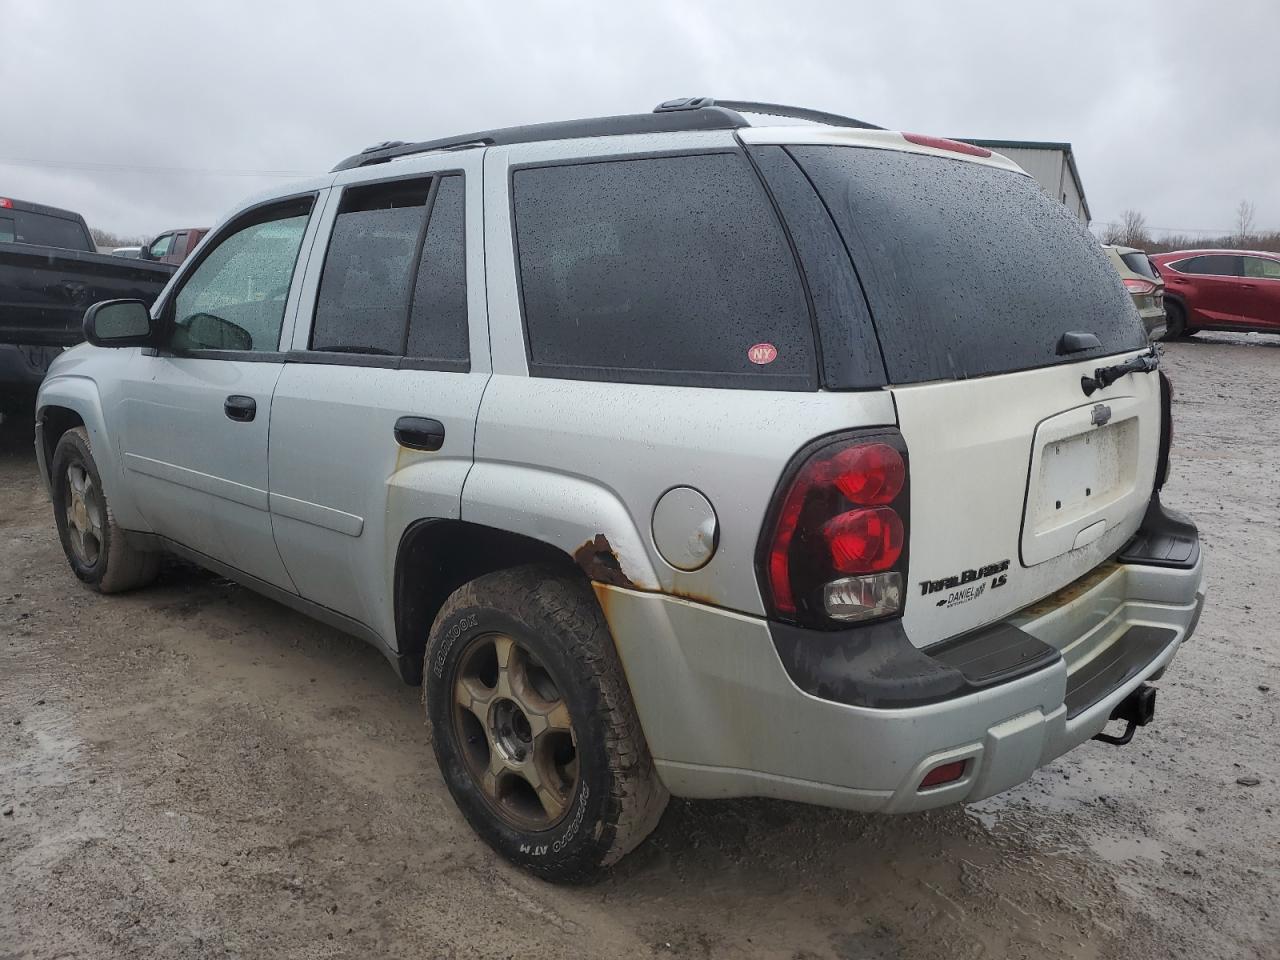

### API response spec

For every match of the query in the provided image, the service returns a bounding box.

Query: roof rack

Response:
[654,97,882,130]
[331,98,882,172]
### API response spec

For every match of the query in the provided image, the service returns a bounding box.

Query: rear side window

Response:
[789,146,1146,383]
[312,179,432,355]
[405,175,468,368]
[12,212,91,251]
[1171,255,1240,276]
[1120,252,1159,280]
[312,174,469,367]
[512,152,816,390]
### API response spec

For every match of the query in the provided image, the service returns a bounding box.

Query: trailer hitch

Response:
[1092,684,1157,746]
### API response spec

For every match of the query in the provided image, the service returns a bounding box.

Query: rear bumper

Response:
[1139,304,1167,341]
[599,512,1203,813]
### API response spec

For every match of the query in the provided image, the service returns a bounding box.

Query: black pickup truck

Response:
[0,196,175,404]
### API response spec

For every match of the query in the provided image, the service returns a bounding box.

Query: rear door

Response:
[783,142,1158,646]
[268,155,487,636]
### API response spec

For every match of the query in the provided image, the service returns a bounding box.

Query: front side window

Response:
[1244,256,1280,280]
[149,234,174,259]
[171,199,313,353]
[512,152,815,389]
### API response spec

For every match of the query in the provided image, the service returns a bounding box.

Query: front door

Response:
[268,165,486,640]
[1242,255,1280,329]
[117,194,324,590]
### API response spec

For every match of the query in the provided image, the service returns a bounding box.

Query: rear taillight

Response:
[901,133,992,157]
[0,198,12,209]
[1123,278,1158,296]
[759,433,910,627]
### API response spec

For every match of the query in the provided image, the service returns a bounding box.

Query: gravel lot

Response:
[1,336,1277,960]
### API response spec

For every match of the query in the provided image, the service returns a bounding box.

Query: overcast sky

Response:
[3,0,1275,242]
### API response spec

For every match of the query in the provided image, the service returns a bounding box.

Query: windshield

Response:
[788,146,1146,383]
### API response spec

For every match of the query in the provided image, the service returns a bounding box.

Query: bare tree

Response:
[1110,209,1151,249]
[1235,200,1257,244]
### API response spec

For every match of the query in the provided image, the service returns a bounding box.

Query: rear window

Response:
[512,152,816,390]
[10,211,91,251]
[789,146,1146,383]
[1120,252,1159,280]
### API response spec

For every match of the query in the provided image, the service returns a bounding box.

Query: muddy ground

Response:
[1,336,1277,960]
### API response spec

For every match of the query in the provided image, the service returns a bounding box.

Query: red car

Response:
[1152,249,1280,338]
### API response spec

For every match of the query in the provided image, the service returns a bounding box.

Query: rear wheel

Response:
[50,427,160,593]
[1162,300,1188,340]
[424,564,667,882]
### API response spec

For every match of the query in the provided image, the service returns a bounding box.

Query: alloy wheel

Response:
[452,632,579,830]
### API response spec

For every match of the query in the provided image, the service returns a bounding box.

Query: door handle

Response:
[224,395,257,422]
[394,416,446,452]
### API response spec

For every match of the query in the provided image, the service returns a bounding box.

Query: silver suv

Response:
[33,99,1205,882]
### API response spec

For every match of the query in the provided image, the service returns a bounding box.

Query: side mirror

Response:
[138,243,153,261]
[83,300,155,347]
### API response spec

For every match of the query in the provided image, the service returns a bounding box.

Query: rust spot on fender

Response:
[573,534,635,590]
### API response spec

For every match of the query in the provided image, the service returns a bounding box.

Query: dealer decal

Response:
[919,558,1010,606]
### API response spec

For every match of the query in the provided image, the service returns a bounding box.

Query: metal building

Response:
[957,139,1091,225]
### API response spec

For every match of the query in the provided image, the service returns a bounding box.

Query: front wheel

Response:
[424,564,668,882]
[50,427,160,593]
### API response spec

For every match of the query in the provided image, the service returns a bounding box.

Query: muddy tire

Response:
[424,564,667,883]
[50,427,160,593]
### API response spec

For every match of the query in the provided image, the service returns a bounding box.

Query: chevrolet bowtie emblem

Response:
[1091,403,1113,427]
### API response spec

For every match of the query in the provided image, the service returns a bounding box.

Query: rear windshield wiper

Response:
[1081,348,1159,396]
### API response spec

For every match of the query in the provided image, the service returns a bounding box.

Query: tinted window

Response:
[311,179,431,354]
[172,232,190,260]
[789,146,1145,382]
[1173,255,1240,276]
[406,175,468,367]
[513,152,815,389]
[1120,252,1159,280]
[12,212,91,250]
[172,201,312,353]
[1243,256,1280,280]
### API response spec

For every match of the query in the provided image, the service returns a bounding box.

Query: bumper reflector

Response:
[919,760,967,790]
